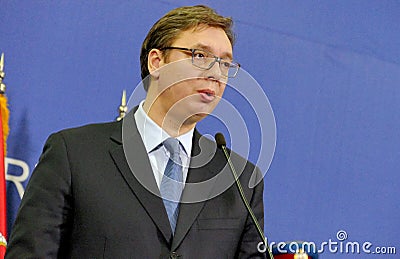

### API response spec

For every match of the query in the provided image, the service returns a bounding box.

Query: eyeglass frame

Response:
[158,47,240,78]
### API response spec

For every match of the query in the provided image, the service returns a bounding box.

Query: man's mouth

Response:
[198,89,215,96]
[197,89,216,102]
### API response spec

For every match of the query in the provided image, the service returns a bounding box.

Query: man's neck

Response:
[142,100,196,137]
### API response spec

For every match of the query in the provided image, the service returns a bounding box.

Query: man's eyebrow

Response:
[192,43,233,60]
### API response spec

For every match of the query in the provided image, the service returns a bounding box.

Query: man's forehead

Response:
[173,26,233,58]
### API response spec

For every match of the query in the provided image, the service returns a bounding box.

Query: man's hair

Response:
[140,5,235,91]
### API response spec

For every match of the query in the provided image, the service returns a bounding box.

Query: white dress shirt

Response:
[134,101,194,188]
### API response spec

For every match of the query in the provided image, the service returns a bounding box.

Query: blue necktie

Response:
[160,138,183,233]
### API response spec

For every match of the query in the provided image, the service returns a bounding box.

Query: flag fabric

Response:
[0,93,9,258]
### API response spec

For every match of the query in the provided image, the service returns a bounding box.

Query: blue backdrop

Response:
[1,1,399,257]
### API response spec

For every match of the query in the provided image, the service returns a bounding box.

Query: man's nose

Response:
[205,60,223,82]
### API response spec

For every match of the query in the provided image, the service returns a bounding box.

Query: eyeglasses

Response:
[159,47,240,78]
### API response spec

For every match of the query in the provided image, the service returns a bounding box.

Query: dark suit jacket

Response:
[6,111,266,258]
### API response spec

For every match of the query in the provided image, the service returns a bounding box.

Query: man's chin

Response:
[186,112,210,124]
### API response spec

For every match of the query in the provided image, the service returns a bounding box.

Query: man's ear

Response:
[148,49,164,79]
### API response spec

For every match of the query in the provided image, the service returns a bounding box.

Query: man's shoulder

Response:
[195,131,264,196]
[195,130,259,174]
[59,120,120,134]
[48,120,122,145]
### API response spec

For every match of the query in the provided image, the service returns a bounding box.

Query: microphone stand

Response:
[215,133,274,259]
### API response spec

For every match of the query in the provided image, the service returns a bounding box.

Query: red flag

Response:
[0,104,6,258]
[0,52,9,258]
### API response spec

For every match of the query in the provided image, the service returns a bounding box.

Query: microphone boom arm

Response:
[216,133,274,259]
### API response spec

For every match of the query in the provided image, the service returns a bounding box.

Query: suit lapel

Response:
[171,131,222,251]
[109,111,173,243]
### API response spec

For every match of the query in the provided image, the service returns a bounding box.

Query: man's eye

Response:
[194,52,207,58]
[221,61,231,68]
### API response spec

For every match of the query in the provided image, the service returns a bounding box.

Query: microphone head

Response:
[215,132,227,147]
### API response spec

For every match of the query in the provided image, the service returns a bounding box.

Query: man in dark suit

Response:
[6,5,267,258]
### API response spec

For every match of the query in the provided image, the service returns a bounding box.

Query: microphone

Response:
[215,133,274,259]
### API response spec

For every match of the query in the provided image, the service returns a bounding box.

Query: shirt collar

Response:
[134,100,194,156]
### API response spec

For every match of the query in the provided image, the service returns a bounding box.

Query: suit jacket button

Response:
[170,252,179,259]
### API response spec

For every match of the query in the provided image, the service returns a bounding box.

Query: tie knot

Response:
[163,138,181,159]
